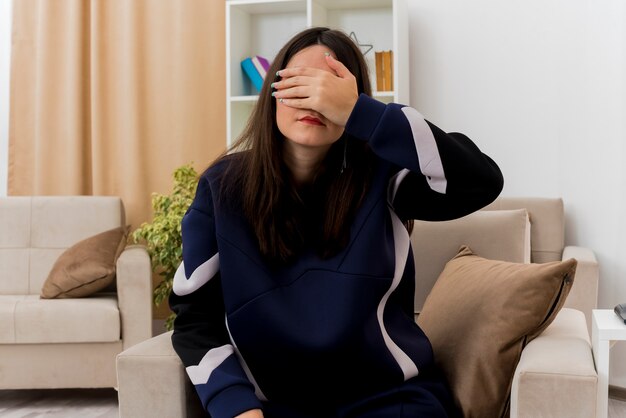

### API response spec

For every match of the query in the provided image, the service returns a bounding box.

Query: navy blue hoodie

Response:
[169,94,503,418]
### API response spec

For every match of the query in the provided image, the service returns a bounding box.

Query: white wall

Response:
[406,0,626,386]
[0,1,12,197]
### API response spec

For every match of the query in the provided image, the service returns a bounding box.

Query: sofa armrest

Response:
[562,245,599,334]
[510,308,597,418]
[117,245,153,350]
[116,331,206,418]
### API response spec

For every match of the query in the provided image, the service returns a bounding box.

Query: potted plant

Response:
[132,163,198,330]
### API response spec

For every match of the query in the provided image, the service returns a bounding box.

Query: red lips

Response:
[298,116,325,126]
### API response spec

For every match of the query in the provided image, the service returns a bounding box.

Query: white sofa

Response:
[117,197,599,417]
[0,196,153,389]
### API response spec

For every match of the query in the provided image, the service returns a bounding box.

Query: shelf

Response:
[227,0,306,15]
[311,0,392,11]
[230,95,260,102]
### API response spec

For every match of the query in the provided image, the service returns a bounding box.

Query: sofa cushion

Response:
[0,197,31,248]
[0,250,30,294]
[416,246,577,418]
[0,197,32,295]
[412,208,530,313]
[40,225,129,299]
[30,196,125,248]
[0,295,22,342]
[0,294,121,343]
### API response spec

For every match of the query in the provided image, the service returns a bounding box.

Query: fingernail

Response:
[271,91,276,97]
[270,82,275,88]
[276,70,281,76]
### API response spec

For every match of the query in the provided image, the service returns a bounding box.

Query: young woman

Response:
[169,27,503,418]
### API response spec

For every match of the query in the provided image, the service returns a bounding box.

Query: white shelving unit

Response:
[226,0,409,146]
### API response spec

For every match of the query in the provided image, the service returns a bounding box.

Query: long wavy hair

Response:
[215,27,376,266]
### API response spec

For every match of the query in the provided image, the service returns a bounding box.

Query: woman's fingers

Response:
[272,76,315,92]
[272,73,325,92]
[272,71,319,104]
[275,66,324,80]
[272,85,311,100]
[277,97,309,109]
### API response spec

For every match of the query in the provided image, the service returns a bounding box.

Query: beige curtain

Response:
[9,0,226,230]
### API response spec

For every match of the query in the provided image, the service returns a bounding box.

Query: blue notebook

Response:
[241,57,264,93]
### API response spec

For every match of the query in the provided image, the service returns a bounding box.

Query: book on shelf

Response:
[251,55,270,79]
[384,50,393,91]
[374,50,393,92]
[375,52,384,91]
[241,55,271,93]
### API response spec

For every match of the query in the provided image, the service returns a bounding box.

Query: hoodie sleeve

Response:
[344,93,504,221]
[169,176,262,418]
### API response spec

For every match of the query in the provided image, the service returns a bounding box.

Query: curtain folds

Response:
[9,0,226,230]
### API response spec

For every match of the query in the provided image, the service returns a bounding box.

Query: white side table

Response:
[592,309,626,418]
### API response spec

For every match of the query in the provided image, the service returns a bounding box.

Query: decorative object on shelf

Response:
[241,55,271,93]
[374,50,393,91]
[131,163,198,330]
[251,55,270,79]
[349,31,373,56]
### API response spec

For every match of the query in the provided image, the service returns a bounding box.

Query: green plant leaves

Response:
[131,163,199,331]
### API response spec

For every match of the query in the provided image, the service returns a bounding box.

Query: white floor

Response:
[0,389,118,418]
[0,389,625,417]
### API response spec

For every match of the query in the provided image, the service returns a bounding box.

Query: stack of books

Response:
[374,50,393,92]
[241,55,271,93]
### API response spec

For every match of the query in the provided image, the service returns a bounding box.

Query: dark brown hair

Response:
[216,27,376,265]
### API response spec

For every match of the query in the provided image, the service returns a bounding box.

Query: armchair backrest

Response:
[411,197,566,314]
[482,197,565,263]
[0,196,125,295]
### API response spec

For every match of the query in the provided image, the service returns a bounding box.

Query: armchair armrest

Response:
[117,245,153,350]
[562,246,600,334]
[510,308,597,418]
[116,331,206,418]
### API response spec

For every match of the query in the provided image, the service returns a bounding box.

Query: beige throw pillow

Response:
[412,208,531,313]
[416,245,577,418]
[40,225,130,299]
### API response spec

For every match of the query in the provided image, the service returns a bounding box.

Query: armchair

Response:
[116,197,598,417]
